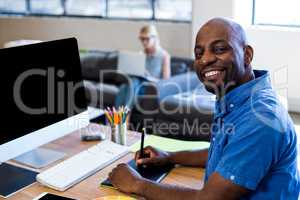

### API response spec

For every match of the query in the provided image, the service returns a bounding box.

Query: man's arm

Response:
[136,172,249,200]
[109,166,249,200]
[162,51,171,79]
[135,146,208,168]
[168,149,208,168]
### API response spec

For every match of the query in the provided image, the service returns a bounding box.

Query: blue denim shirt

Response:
[204,70,300,199]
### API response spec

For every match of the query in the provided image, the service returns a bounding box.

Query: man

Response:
[108,18,300,200]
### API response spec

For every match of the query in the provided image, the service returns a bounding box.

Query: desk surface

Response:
[1,124,205,200]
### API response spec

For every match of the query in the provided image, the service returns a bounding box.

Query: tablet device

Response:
[0,163,38,198]
[33,192,76,200]
[101,159,173,187]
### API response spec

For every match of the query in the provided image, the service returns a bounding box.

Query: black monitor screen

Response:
[0,38,87,145]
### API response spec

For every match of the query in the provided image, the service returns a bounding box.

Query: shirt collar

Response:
[215,70,272,118]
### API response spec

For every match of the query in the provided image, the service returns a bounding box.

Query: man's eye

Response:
[214,46,227,54]
[194,50,203,59]
[195,53,202,59]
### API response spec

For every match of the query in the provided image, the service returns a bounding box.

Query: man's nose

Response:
[201,51,216,65]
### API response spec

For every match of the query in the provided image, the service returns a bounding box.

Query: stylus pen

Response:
[140,128,146,159]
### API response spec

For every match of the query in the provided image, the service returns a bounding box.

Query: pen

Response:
[140,128,146,159]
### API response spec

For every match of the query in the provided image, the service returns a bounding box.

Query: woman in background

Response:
[139,25,170,80]
[115,25,171,108]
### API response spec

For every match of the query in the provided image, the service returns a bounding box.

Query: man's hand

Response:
[135,146,171,167]
[108,163,144,194]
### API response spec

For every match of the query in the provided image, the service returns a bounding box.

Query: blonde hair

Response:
[140,25,160,47]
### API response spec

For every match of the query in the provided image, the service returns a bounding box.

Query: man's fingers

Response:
[135,151,140,161]
[108,171,114,183]
[134,146,158,166]
[144,146,154,152]
[143,148,154,155]
[136,157,159,165]
[140,146,155,156]
[117,163,126,168]
[135,146,152,158]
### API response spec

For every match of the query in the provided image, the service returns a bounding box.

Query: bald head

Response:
[198,18,247,47]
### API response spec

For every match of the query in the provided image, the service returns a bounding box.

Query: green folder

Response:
[130,135,210,153]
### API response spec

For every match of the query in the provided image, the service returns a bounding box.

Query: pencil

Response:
[140,128,146,159]
[104,111,112,124]
[114,112,119,125]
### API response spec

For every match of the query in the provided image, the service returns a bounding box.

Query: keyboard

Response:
[36,140,129,191]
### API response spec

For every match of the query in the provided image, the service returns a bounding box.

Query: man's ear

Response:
[244,45,253,66]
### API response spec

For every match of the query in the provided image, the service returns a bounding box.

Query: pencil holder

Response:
[104,106,130,145]
[119,122,127,146]
[110,125,120,144]
[110,123,127,145]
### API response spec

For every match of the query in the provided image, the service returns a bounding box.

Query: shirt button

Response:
[212,137,216,141]
[230,175,235,180]
[229,104,234,108]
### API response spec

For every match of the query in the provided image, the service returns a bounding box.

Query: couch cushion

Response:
[170,57,194,75]
[156,72,201,100]
[171,61,188,75]
[80,50,118,81]
[158,89,215,122]
[84,80,119,108]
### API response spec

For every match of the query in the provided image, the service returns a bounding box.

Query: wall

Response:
[191,0,235,55]
[0,17,191,57]
[247,26,300,112]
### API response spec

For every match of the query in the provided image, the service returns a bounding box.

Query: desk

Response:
[1,124,205,200]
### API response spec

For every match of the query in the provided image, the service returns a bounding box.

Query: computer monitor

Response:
[0,38,89,168]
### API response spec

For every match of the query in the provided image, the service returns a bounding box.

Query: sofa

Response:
[81,50,215,141]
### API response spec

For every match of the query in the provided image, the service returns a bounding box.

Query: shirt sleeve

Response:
[214,117,282,190]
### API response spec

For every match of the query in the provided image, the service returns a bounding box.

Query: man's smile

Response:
[201,68,225,82]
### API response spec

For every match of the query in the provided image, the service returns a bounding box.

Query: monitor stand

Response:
[13,147,66,169]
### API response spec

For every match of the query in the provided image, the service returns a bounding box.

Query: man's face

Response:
[193,24,245,94]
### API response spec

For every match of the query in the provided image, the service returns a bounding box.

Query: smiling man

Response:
[108,18,300,200]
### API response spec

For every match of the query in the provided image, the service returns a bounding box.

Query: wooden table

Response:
[2,124,205,200]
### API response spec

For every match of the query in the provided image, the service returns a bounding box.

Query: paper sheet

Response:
[130,135,210,152]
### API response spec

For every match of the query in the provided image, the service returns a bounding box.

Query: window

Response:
[66,0,106,17]
[0,0,26,14]
[155,0,191,21]
[253,0,300,27]
[30,0,63,15]
[108,0,152,19]
[0,0,191,22]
